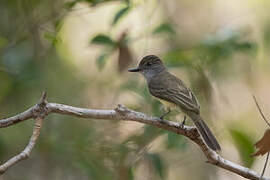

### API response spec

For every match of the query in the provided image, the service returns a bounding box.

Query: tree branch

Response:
[0,92,47,174]
[0,93,268,180]
[0,117,44,174]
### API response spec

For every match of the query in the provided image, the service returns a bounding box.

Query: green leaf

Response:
[64,1,77,9]
[43,32,60,46]
[127,167,134,180]
[153,23,175,35]
[200,29,257,64]
[147,153,166,179]
[91,34,115,46]
[85,0,113,6]
[229,128,255,168]
[112,6,130,26]
[96,53,109,70]
[54,19,63,31]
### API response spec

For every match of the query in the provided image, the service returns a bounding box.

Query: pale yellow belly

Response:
[156,98,186,119]
[158,99,178,110]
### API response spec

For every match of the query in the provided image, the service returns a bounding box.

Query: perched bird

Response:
[128,55,221,151]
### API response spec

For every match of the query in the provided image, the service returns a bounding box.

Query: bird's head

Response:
[128,55,166,79]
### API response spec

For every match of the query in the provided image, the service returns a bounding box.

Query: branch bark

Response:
[0,93,267,180]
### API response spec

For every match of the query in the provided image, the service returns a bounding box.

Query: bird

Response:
[128,55,221,151]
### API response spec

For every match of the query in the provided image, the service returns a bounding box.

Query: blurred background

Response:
[0,0,270,179]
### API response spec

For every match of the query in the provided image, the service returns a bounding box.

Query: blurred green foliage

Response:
[91,34,116,46]
[0,0,265,179]
[112,5,131,26]
[91,31,133,72]
[229,128,255,168]
[153,23,176,35]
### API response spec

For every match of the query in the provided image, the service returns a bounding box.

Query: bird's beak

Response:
[128,67,141,72]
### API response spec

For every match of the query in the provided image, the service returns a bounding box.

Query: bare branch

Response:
[0,107,34,128]
[0,92,48,128]
[0,116,44,174]
[0,94,268,179]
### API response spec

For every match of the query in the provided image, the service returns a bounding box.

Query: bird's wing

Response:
[149,72,200,114]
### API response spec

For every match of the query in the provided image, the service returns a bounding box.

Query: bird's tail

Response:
[188,112,221,151]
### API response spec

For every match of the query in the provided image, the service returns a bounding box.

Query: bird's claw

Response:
[158,116,166,123]
[159,115,165,120]
[159,108,171,120]
[180,116,186,128]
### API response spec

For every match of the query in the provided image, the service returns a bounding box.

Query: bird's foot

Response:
[158,116,166,123]
[159,115,165,120]
[180,116,186,128]
[159,108,171,120]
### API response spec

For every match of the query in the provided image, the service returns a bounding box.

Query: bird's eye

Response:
[146,62,151,66]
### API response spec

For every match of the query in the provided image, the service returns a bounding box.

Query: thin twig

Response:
[253,95,270,127]
[253,95,270,179]
[261,152,270,180]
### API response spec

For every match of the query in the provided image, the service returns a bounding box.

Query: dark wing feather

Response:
[148,71,200,114]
